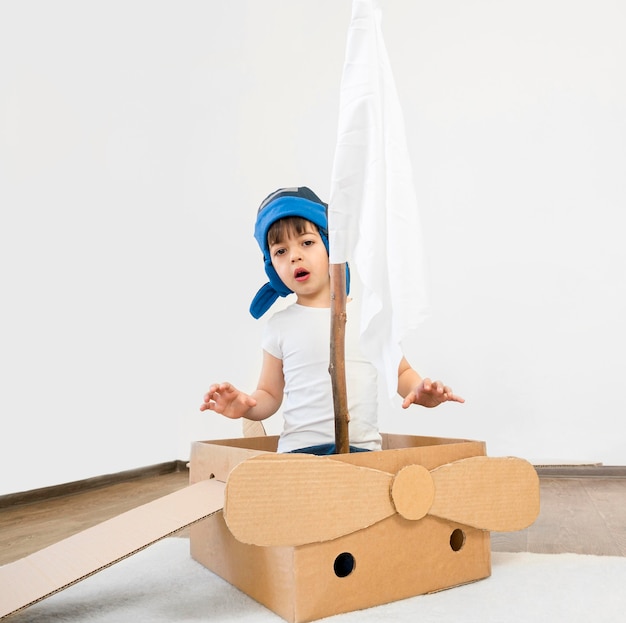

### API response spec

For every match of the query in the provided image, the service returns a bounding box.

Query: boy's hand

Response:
[200,382,257,419]
[401,378,465,409]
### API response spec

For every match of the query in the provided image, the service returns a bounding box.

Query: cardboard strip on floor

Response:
[0,479,224,619]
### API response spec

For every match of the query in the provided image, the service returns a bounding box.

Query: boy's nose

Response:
[290,250,302,262]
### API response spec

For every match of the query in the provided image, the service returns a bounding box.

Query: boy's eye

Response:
[302,239,314,246]
[273,248,286,256]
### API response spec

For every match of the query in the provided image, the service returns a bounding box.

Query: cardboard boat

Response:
[0,0,542,618]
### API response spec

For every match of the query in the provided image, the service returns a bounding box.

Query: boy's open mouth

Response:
[294,268,310,281]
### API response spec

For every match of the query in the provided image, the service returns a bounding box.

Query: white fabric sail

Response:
[328,0,429,397]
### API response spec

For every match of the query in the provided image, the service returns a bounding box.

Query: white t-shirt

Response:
[262,302,382,453]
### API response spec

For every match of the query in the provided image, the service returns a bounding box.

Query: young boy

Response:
[200,187,464,454]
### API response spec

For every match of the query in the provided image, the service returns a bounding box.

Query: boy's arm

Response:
[200,350,284,421]
[246,350,285,421]
[397,357,465,409]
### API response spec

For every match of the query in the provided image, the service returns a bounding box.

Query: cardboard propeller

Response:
[223,454,540,547]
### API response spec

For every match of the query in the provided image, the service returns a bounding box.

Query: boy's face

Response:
[269,222,330,306]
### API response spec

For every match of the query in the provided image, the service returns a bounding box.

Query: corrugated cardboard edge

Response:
[0,479,225,620]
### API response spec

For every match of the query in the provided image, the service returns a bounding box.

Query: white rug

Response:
[9,538,626,622]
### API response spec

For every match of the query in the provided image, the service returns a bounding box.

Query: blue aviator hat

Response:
[249,186,350,319]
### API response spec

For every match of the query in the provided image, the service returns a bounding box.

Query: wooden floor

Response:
[492,473,626,557]
[1,468,625,567]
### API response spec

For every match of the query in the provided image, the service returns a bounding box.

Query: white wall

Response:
[1,0,624,495]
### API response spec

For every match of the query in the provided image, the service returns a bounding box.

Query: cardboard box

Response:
[0,432,538,621]
[189,433,495,623]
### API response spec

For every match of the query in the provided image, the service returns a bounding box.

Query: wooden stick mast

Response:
[329,263,350,453]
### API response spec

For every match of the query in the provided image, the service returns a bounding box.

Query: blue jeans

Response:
[288,443,371,456]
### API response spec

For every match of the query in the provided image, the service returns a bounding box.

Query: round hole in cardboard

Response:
[449,528,466,552]
[333,552,355,577]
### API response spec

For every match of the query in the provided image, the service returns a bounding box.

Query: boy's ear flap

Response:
[250,283,281,319]
[249,262,294,319]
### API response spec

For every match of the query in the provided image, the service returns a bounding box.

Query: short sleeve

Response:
[261,315,282,360]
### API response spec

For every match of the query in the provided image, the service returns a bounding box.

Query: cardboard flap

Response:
[0,479,225,619]
[224,454,396,547]
[430,456,540,531]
